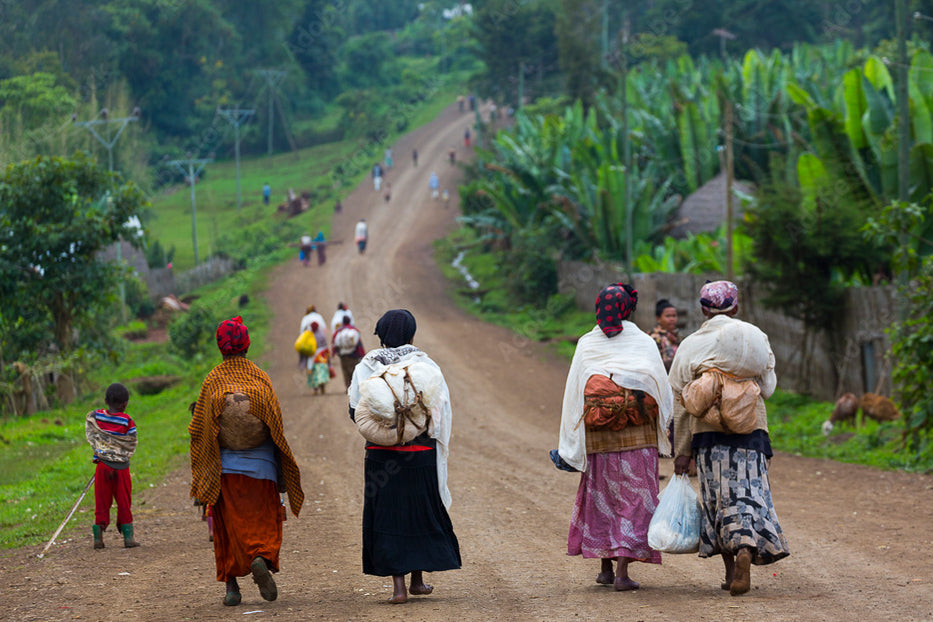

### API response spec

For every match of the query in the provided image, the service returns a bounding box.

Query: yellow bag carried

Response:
[294,330,317,356]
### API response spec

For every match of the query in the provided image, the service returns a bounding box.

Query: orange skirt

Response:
[212,474,284,581]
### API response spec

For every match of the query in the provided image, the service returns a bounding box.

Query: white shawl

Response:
[558,322,674,472]
[349,346,453,510]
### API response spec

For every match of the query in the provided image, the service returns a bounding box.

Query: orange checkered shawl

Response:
[189,356,304,516]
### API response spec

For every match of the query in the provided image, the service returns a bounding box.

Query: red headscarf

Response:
[216,316,250,355]
[595,283,638,338]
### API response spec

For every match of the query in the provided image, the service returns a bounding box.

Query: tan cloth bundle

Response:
[85,411,137,463]
[217,391,270,450]
[681,369,759,435]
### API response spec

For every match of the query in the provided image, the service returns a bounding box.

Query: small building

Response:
[667,173,755,239]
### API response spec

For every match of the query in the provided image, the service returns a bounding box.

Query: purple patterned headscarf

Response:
[699,280,738,314]
[595,283,638,337]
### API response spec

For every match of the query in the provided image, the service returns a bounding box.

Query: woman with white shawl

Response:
[555,283,673,591]
[347,309,460,604]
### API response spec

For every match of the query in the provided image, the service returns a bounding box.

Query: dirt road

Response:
[5,103,933,622]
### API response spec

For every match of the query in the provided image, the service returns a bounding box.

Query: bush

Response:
[168,307,217,358]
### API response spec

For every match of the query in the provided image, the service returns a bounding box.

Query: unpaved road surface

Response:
[4,104,933,622]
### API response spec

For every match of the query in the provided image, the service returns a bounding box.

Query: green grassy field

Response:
[149,84,463,272]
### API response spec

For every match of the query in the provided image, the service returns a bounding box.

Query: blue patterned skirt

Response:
[695,445,790,565]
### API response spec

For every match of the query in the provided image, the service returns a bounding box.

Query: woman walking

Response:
[347,309,461,603]
[555,284,673,591]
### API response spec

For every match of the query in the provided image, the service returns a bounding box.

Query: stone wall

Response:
[557,260,895,401]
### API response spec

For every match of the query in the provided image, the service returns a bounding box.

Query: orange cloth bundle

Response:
[582,374,658,432]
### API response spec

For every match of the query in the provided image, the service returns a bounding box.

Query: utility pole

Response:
[255,69,287,155]
[897,0,911,322]
[620,18,633,281]
[167,155,213,266]
[725,98,736,281]
[73,106,141,323]
[73,107,140,173]
[518,61,524,110]
[216,107,255,212]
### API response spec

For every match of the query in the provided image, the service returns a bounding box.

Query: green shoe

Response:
[119,523,140,548]
[92,524,105,550]
[251,556,277,601]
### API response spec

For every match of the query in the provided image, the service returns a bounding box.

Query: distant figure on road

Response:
[299,234,313,267]
[373,163,383,191]
[384,147,393,169]
[262,182,271,205]
[311,231,327,266]
[334,198,342,213]
[464,128,470,147]
[448,148,456,165]
[412,148,418,167]
[384,182,391,204]
[441,189,450,208]
[457,94,464,112]
[355,219,368,254]
[429,172,439,199]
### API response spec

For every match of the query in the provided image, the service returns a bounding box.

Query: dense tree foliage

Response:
[0,153,148,355]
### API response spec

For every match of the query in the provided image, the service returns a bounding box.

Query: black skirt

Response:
[362,436,461,576]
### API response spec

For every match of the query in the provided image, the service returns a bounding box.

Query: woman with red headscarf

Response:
[554,284,673,591]
[189,316,304,607]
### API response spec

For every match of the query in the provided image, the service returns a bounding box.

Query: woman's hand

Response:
[673,455,692,475]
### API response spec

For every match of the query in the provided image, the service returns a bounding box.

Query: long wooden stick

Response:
[37,474,95,559]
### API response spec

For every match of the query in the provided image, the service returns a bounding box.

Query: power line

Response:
[254,69,287,155]
[166,155,213,265]
[216,107,255,211]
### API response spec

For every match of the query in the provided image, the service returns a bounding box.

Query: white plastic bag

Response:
[647,474,701,554]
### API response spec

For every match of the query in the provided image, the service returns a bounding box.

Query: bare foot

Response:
[409,582,434,595]
[388,575,408,604]
[614,577,640,591]
[596,570,615,585]
[730,549,752,596]
[409,571,433,595]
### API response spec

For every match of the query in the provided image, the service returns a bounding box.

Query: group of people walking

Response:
[182,307,456,607]
[86,277,786,610]
[555,279,789,596]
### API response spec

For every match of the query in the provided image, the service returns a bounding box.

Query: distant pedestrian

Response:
[442,189,450,208]
[412,149,419,167]
[468,94,475,111]
[335,199,342,213]
[312,232,327,266]
[373,163,383,192]
[464,128,470,147]
[429,172,440,199]
[385,148,393,169]
[330,303,354,335]
[299,234,313,267]
[355,219,368,254]
[448,148,456,165]
[262,182,271,205]
[86,382,140,549]
[332,315,365,390]
[457,94,464,112]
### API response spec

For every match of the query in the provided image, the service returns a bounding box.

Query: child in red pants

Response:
[85,383,140,549]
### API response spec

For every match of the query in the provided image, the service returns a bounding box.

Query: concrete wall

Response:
[557,260,895,401]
